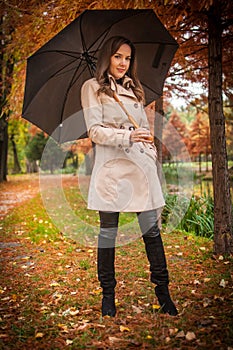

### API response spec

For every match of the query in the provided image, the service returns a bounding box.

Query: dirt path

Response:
[0,174,40,218]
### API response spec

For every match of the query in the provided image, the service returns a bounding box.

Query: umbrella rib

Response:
[85,11,142,52]
[59,58,91,126]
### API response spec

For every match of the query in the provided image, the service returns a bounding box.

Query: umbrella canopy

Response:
[22,9,178,142]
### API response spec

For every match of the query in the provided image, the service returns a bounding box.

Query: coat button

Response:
[125,148,130,153]
[118,144,122,148]
[140,148,144,153]
[134,103,138,108]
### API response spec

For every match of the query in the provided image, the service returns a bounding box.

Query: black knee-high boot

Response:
[143,232,178,316]
[97,211,119,317]
[97,236,117,317]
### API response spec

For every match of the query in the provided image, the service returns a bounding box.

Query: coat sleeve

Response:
[81,79,132,147]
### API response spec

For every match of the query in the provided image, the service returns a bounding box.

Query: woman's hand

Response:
[130,128,153,143]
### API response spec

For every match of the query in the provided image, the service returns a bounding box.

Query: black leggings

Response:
[98,210,160,243]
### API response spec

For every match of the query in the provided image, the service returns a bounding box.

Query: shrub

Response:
[163,194,214,238]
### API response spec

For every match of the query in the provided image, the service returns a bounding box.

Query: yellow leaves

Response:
[92,288,102,295]
[146,335,152,339]
[58,323,69,333]
[35,332,44,339]
[50,281,60,287]
[152,304,160,310]
[120,325,130,332]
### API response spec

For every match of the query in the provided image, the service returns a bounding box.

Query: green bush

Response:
[163,194,214,238]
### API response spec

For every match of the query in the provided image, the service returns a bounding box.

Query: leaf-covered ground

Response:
[0,175,232,350]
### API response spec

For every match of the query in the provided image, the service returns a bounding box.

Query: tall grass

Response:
[162,194,214,238]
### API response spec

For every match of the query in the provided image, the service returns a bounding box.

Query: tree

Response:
[163,111,189,164]
[25,132,47,166]
[189,112,211,172]
[155,0,233,254]
[207,0,233,254]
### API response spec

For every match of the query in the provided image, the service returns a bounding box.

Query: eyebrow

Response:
[115,52,131,58]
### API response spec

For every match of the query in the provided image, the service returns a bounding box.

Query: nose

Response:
[120,58,127,66]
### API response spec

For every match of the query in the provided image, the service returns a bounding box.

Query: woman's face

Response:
[109,43,131,80]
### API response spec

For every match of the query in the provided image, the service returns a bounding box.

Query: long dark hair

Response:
[95,36,145,102]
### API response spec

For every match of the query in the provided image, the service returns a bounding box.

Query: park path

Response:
[0,174,40,218]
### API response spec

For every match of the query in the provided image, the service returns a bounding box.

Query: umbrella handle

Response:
[113,92,140,129]
[113,92,153,142]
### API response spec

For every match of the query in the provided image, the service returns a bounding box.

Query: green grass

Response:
[162,193,214,238]
[1,175,233,349]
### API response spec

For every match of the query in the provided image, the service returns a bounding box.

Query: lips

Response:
[117,68,125,73]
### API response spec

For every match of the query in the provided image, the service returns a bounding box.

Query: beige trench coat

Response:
[81,76,165,212]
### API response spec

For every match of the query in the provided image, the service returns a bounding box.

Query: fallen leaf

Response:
[169,328,179,336]
[120,325,130,332]
[132,305,142,313]
[0,334,8,338]
[194,279,201,285]
[176,330,185,338]
[146,335,153,339]
[109,336,122,343]
[69,308,79,316]
[92,288,102,295]
[77,323,88,330]
[62,308,79,317]
[50,282,60,287]
[185,331,196,341]
[152,304,160,310]
[203,298,211,308]
[66,339,73,345]
[165,336,171,343]
[204,278,211,283]
[57,324,69,333]
[35,332,44,339]
[219,279,226,288]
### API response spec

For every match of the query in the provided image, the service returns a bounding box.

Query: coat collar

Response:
[108,74,136,99]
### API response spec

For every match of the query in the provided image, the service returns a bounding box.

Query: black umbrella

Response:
[22,9,178,142]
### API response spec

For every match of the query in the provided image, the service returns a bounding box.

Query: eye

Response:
[114,54,121,59]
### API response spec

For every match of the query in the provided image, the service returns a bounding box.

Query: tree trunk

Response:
[0,14,14,182]
[10,134,22,174]
[0,117,8,181]
[208,0,233,254]
[199,153,202,173]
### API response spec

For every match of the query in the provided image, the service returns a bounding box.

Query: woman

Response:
[81,36,178,317]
